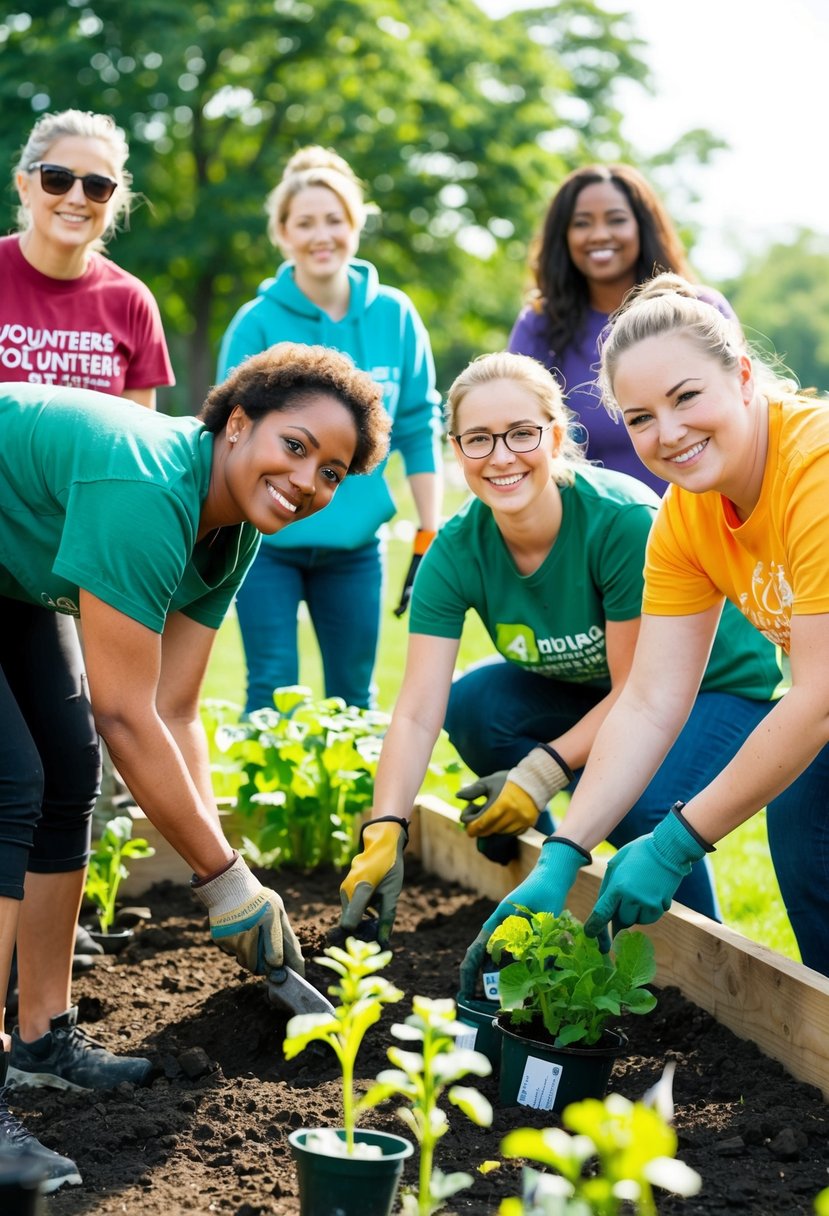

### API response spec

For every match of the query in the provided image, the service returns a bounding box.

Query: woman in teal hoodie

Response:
[218,147,443,711]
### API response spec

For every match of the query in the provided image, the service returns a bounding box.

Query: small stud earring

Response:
[229,434,238,444]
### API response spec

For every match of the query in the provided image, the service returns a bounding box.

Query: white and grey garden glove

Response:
[458,744,573,838]
[192,852,305,976]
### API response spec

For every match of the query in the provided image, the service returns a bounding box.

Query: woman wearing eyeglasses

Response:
[1,109,173,407]
[335,351,782,947]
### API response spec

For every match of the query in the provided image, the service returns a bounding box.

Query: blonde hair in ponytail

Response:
[266,146,369,246]
[599,272,800,417]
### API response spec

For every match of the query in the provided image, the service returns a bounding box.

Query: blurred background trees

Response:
[2,1,823,408]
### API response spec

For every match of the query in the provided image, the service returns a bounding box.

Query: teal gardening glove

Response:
[338,816,409,945]
[583,802,713,939]
[458,836,591,998]
[192,853,305,976]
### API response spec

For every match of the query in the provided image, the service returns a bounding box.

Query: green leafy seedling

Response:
[210,686,390,871]
[487,908,656,1047]
[283,937,403,1156]
[84,814,155,934]
[500,1091,702,1215]
[360,996,493,1216]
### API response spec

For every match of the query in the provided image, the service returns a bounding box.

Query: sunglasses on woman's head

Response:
[28,162,118,204]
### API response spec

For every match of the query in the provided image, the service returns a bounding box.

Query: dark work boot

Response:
[7,1007,151,1092]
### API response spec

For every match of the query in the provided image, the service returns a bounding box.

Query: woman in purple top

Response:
[508,164,734,495]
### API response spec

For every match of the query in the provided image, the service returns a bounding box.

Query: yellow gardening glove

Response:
[338,816,409,945]
[458,744,573,838]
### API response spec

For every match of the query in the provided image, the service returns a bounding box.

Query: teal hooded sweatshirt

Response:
[217,258,442,550]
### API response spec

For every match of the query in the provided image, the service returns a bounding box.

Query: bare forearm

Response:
[101,716,232,876]
[683,688,829,843]
[550,685,626,772]
[371,711,443,822]
[163,714,220,821]
[555,694,680,850]
[408,471,442,532]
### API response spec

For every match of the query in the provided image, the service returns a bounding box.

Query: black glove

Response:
[393,529,436,617]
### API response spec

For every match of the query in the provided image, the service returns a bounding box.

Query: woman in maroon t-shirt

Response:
[3,108,173,406]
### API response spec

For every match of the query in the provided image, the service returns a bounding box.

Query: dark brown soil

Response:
[15,861,829,1215]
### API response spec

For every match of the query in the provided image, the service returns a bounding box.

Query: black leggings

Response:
[0,598,100,900]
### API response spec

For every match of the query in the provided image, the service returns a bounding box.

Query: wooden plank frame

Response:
[409,795,829,1101]
[120,796,829,1100]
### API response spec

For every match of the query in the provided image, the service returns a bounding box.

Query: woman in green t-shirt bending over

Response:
[0,343,389,1188]
[336,350,782,948]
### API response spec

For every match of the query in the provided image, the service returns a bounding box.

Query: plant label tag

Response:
[483,971,500,1001]
[517,1056,563,1110]
[455,1025,478,1051]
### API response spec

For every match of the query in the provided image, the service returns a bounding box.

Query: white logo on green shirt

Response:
[495,623,538,663]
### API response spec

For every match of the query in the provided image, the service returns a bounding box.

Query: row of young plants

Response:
[201,688,461,871]
[282,910,704,1216]
[81,687,392,936]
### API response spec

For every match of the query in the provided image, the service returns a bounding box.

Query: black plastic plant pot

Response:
[288,1128,413,1216]
[496,1016,627,1112]
[86,927,134,955]
[455,993,502,1074]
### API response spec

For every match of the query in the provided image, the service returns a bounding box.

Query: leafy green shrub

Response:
[499,1090,702,1215]
[209,686,389,870]
[487,908,656,1048]
[283,937,403,1157]
[84,814,155,933]
[361,996,493,1216]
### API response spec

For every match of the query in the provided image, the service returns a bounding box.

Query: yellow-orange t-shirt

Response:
[643,397,829,654]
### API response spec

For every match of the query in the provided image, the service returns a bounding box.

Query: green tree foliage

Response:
[1,1,670,408]
[724,229,829,396]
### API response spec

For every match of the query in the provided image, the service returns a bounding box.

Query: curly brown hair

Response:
[200,343,390,475]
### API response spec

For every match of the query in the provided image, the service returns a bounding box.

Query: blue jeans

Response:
[235,541,383,712]
[445,659,785,928]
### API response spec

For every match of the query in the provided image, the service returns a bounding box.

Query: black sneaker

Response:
[7,1007,151,1092]
[0,1052,81,1193]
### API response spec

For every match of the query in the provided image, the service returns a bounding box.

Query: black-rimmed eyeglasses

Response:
[28,163,119,204]
[450,424,551,459]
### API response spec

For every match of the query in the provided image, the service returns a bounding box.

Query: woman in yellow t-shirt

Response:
[460,272,829,986]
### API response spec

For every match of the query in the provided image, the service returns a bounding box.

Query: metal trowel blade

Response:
[265,966,336,1016]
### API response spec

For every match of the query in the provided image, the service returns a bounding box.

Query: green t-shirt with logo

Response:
[0,384,260,633]
[410,465,781,700]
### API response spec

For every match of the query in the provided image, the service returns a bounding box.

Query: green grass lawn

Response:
[202,454,800,965]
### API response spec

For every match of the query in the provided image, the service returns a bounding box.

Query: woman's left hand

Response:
[584,806,710,938]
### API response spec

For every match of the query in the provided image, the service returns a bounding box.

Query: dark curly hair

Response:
[200,343,390,475]
[531,164,692,358]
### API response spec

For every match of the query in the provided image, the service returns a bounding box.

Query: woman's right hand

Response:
[192,854,305,975]
[337,816,409,945]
